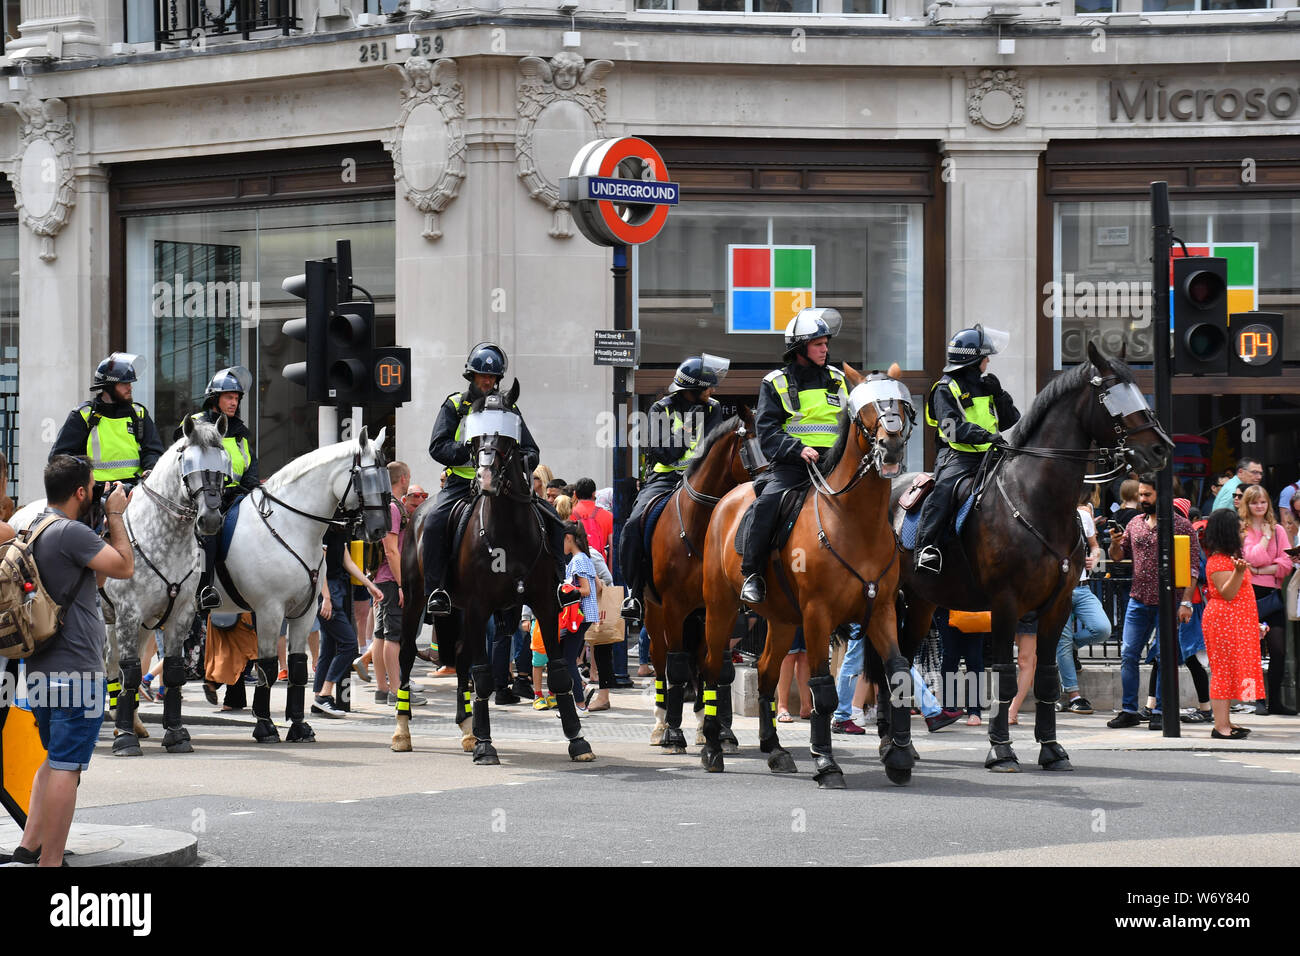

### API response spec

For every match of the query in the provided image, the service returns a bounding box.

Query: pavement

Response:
[5,654,1298,866]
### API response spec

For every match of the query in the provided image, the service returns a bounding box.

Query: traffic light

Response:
[282,259,335,402]
[1172,257,1228,375]
[1228,311,1284,377]
[328,299,375,403]
[372,347,412,405]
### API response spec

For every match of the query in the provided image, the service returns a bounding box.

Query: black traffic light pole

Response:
[1151,182,1180,738]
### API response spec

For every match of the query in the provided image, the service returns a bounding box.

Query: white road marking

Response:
[337,799,360,803]
[230,811,254,816]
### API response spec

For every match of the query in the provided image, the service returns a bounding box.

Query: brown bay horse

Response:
[699,363,916,789]
[644,407,767,754]
[883,342,1172,774]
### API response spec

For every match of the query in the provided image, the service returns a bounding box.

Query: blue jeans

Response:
[1119,600,1160,714]
[314,576,358,692]
[638,627,649,667]
[834,625,865,722]
[1056,585,1112,694]
[912,666,941,719]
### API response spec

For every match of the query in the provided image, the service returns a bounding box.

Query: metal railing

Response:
[154,0,299,49]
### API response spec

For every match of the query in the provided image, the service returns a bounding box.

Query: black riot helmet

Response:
[463,342,508,383]
[203,366,252,410]
[670,354,730,395]
[943,324,1010,374]
[89,352,142,393]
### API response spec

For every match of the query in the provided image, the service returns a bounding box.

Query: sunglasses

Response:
[405,492,429,500]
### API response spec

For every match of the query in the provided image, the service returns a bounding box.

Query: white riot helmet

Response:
[783,308,842,361]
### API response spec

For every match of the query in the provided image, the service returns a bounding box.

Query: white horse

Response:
[12,417,230,755]
[210,425,391,744]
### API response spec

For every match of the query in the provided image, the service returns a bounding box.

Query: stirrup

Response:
[914,546,943,574]
[558,584,582,608]
[198,586,220,611]
[425,589,452,618]
[621,597,643,622]
[740,573,766,605]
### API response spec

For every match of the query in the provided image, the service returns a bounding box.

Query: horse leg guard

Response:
[252,657,280,743]
[111,662,143,756]
[873,655,913,786]
[158,657,193,754]
[808,674,845,789]
[663,652,689,753]
[758,695,797,774]
[650,677,667,746]
[1033,663,1072,771]
[284,653,315,743]
[985,662,1020,772]
[547,662,593,761]
[699,682,725,774]
[458,686,476,752]
[471,665,499,766]
[716,659,738,753]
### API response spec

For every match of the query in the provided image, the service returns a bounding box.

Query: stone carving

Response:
[3,93,76,263]
[384,55,466,241]
[517,52,614,239]
[966,69,1026,131]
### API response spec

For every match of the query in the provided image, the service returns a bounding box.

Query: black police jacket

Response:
[428,388,540,476]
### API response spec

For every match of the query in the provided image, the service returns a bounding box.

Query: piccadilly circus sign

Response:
[561,137,679,247]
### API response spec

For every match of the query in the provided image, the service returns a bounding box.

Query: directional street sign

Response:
[594,329,639,366]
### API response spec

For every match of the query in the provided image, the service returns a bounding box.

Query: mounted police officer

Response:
[51,352,165,489]
[423,342,576,621]
[740,308,848,605]
[914,324,1020,573]
[619,354,728,624]
[176,366,259,610]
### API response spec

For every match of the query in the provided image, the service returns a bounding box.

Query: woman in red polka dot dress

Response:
[1201,509,1265,740]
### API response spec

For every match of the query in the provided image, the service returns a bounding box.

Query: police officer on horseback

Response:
[740,309,848,605]
[177,366,260,610]
[51,352,166,489]
[619,354,728,624]
[914,324,1020,574]
[423,342,577,620]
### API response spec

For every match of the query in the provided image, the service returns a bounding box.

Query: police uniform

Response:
[740,309,848,604]
[50,352,165,483]
[914,326,1020,571]
[618,363,723,620]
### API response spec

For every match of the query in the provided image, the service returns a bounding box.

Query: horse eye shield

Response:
[180,446,231,495]
[357,465,393,501]
[1099,382,1150,419]
[464,409,522,443]
[847,379,915,432]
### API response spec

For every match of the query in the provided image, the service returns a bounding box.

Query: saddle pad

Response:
[733,486,809,557]
[898,491,975,551]
[642,490,674,555]
[448,496,476,557]
[217,498,243,565]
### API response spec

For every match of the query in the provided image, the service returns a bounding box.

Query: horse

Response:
[883,341,1172,774]
[644,406,767,754]
[698,363,915,789]
[10,416,230,755]
[209,425,393,745]
[392,380,593,764]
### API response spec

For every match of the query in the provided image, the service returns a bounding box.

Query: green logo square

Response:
[773,248,813,289]
[1214,245,1255,287]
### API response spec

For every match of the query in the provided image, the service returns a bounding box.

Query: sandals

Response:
[776,710,794,723]
[966,714,982,726]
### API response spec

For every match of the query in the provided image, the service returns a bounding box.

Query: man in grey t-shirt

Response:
[5,455,133,868]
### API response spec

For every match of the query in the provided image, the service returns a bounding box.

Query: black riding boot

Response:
[197,534,220,610]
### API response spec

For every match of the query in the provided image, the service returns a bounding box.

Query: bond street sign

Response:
[562,137,678,247]
[594,329,639,367]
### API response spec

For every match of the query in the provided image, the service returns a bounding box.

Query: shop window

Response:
[1142,0,1271,10]
[698,0,818,9]
[1074,0,1116,12]
[0,222,15,501]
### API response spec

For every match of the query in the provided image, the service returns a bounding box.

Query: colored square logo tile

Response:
[1226,288,1255,315]
[732,248,770,288]
[731,290,773,331]
[773,248,813,288]
[773,289,813,328]
[1214,245,1255,287]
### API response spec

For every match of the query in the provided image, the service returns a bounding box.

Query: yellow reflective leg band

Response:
[396,688,410,714]
[704,688,717,717]
[655,680,665,705]
[107,681,121,708]
[463,690,472,705]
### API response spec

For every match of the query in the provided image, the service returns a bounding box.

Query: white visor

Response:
[982,327,1011,356]
[701,353,731,385]
[1100,382,1150,418]
[181,444,232,479]
[847,379,913,420]
[463,409,522,443]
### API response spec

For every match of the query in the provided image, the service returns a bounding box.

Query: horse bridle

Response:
[806,387,915,498]
[674,418,768,557]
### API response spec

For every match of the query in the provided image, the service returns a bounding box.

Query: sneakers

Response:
[375,690,390,705]
[1181,708,1213,724]
[532,694,557,711]
[1230,702,1256,714]
[1061,697,1093,715]
[925,709,961,733]
[352,656,372,683]
[139,675,157,703]
[495,688,522,705]
[914,546,943,574]
[310,696,346,718]
[1148,713,1164,732]
[832,718,867,735]
[1106,711,1142,728]
[277,668,288,682]
[739,573,766,605]
[1138,706,1154,722]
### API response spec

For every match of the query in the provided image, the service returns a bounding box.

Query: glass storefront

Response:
[125,199,396,475]
[0,222,16,500]
[636,200,925,371]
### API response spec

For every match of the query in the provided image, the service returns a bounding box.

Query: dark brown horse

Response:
[392,381,593,763]
[644,406,766,754]
[883,342,1172,773]
[699,363,915,788]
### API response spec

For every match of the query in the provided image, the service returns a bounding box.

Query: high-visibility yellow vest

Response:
[447,392,476,480]
[188,412,251,488]
[925,378,998,453]
[764,366,848,448]
[652,399,719,473]
[79,403,145,481]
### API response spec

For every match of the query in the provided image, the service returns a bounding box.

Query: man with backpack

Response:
[4,455,134,867]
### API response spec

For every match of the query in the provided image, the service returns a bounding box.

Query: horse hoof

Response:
[1038,742,1073,771]
[112,734,142,757]
[984,744,1019,772]
[909,743,920,761]
[885,765,912,786]
[286,721,316,743]
[253,720,280,743]
[568,738,594,762]
[1041,758,1074,771]
[816,771,847,790]
[695,730,706,746]
[720,736,739,755]
[461,735,478,753]
[767,751,798,774]
[649,724,666,747]
[162,730,194,754]
[473,742,500,765]
[661,728,687,753]
[391,733,412,753]
[701,747,725,773]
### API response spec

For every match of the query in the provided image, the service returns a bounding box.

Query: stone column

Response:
[940,141,1045,409]
[10,0,105,59]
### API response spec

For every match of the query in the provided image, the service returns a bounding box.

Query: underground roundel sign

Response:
[561,137,678,247]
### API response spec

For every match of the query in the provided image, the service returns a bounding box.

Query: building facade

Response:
[3,0,1298,503]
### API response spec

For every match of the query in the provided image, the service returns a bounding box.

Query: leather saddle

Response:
[733,486,810,557]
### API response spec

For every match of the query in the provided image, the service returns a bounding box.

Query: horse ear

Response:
[357,424,369,447]
[887,362,903,381]
[841,361,863,387]
[373,426,387,450]
[182,414,195,439]
[1087,340,1113,375]
[216,414,228,438]
[506,378,520,406]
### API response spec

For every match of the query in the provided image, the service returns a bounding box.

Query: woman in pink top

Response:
[1237,484,1294,714]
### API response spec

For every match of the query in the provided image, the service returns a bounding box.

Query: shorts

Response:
[28,676,106,772]
[352,584,371,603]
[374,581,402,642]
[789,629,806,654]
[532,651,549,668]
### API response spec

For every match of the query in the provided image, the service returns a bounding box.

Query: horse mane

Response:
[817,413,853,477]
[1005,361,1097,447]
[683,414,740,479]
[264,441,356,492]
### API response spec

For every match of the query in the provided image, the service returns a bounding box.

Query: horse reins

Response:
[120,511,197,630]
[673,419,765,559]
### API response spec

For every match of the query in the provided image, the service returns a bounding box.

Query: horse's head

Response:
[1084,342,1172,475]
[345,424,392,543]
[467,379,525,498]
[844,362,914,479]
[732,404,769,481]
[179,413,231,536]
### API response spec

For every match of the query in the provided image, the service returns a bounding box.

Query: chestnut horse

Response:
[645,406,768,754]
[699,363,915,789]
[883,342,1172,773]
